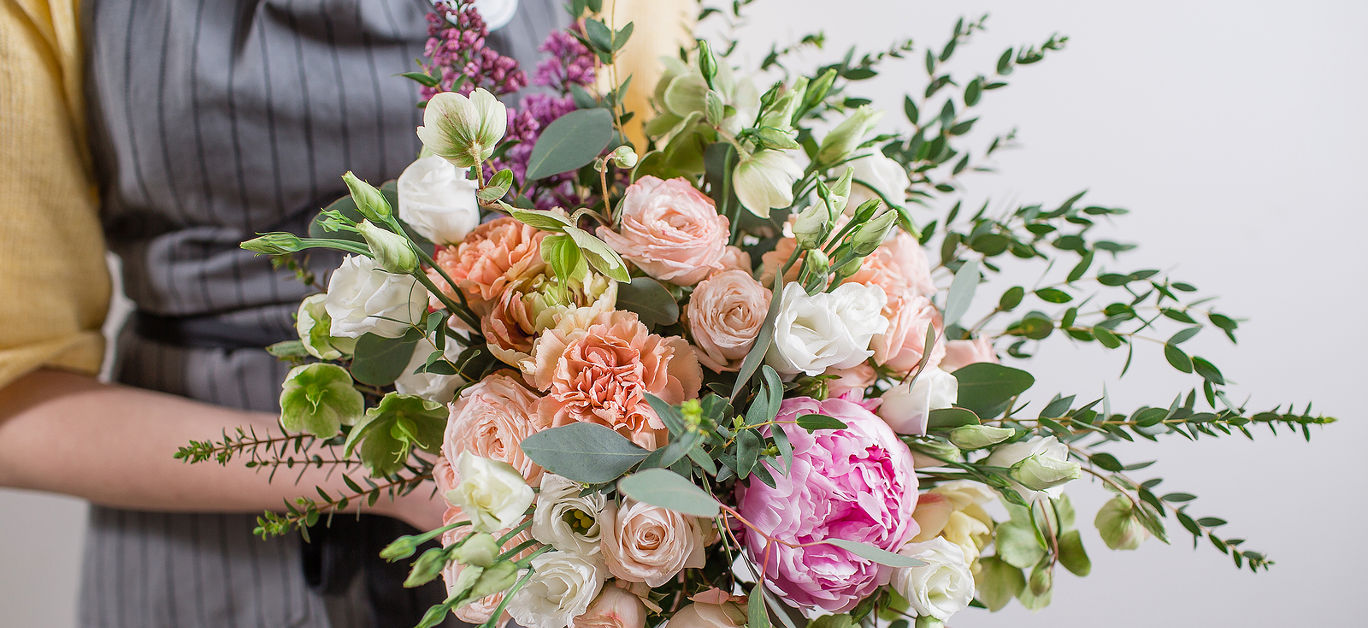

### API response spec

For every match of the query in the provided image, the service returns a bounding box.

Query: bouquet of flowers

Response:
[184,1,1335,627]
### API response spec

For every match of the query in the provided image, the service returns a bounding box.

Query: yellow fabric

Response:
[600,0,695,148]
[0,0,110,389]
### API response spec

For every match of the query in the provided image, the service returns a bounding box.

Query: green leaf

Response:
[617,468,720,517]
[519,423,649,484]
[999,286,1025,311]
[478,169,514,202]
[822,539,925,568]
[748,584,771,628]
[927,407,980,430]
[350,330,422,387]
[952,363,1035,418]
[1164,343,1194,373]
[796,414,848,432]
[524,108,614,181]
[942,260,980,326]
[995,520,1046,569]
[977,556,1024,612]
[563,225,631,283]
[730,275,784,400]
[737,430,761,479]
[1034,287,1073,304]
[1057,530,1091,576]
[615,277,680,328]
[506,206,574,232]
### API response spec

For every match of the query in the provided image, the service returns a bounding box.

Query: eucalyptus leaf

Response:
[952,363,1035,418]
[525,108,614,180]
[942,260,979,326]
[519,423,649,484]
[350,330,422,387]
[617,468,720,517]
[796,414,848,431]
[616,277,680,328]
[821,539,925,568]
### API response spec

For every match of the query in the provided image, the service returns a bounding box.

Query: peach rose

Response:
[430,217,546,313]
[872,293,946,373]
[572,582,648,628]
[757,237,801,286]
[824,362,877,399]
[685,270,771,372]
[525,309,702,450]
[714,246,753,275]
[443,372,549,486]
[433,457,465,546]
[600,498,706,587]
[597,176,730,286]
[845,230,936,299]
[443,528,535,624]
[941,336,998,372]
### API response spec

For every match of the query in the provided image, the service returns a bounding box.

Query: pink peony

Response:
[525,308,703,450]
[941,336,998,372]
[430,217,546,313]
[597,176,731,286]
[443,372,549,486]
[737,396,919,614]
[685,270,772,372]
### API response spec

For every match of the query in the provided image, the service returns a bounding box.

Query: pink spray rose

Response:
[669,589,748,628]
[844,231,936,299]
[940,336,998,372]
[597,176,730,286]
[823,363,877,400]
[600,498,707,587]
[871,293,946,374]
[737,396,920,614]
[685,270,772,372]
[572,582,649,628]
[443,372,549,486]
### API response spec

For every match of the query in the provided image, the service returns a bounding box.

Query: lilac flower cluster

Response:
[534,29,598,92]
[420,1,527,100]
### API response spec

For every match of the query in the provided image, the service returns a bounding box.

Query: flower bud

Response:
[356,219,417,274]
[850,209,897,255]
[1095,495,1148,550]
[803,68,837,114]
[949,425,1016,450]
[296,293,357,360]
[404,546,452,588]
[468,560,520,598]
[342,171,392,222]
[825,166,855,216]
[1010,451,1082,491]
[416,88,507,168]
[610,145,639,169]
[733,149,803,217]
[908,439,963,468]
[697,39,718,86]
[831,258,862,284]
[758,77,808,131]
[792,202,833,250]
[802,249,831,292]
[241,232,304,255]
[452,532,500,568]
[816,105,883,166]
[379,535,421,562]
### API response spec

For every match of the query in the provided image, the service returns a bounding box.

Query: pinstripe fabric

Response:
[78,1,564,625]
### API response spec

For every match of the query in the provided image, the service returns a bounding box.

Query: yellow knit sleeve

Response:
[0,0,111,389]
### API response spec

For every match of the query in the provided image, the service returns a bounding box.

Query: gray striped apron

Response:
[81,1,563,625]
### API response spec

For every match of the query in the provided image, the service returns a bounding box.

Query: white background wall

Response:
[1,1,1363,626]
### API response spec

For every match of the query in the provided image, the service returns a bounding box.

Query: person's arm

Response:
[0,3,442,530]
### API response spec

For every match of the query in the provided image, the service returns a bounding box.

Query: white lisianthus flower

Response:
[397,154,481,246]
[324,255,427,339]
[445,452,534,532]
[506,551,606,628]
[984,435,1081,499]
[416,88,507,168]
[733,149,803,217]
[531,474,607,560]
[847,152,910,211]
[892,537,976,622]
[878,366,958,436]
[765,282,889,376]
[393,335,466,404]
[296,293,356,360]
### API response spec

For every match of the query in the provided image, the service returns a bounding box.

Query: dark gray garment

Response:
[79,0,562,625]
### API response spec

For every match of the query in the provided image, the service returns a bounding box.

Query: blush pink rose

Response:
[871,293,946,374]
[572,582,648,628]
[601,498,707,587]
[685,270,772,372]
[526,309,702,450]
[757,237,801,286]
[940,336,998,372]
[442,528,535,624]
[670,590,748,628]
[737,396,919,614]
[824,363,877,399]
[431,217,546,313]
[845,231,936,299]
[597,176,730,286]
[714,246,753,275]
[443,372,549,486]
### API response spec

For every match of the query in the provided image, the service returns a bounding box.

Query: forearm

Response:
[0,368,441,528]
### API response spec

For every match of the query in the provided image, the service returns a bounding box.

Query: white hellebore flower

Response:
[445,452,534,532]
[324,255,427,339]
[733,149,803,217]
[397,154,481,246]
[416,88,507,168]
[393,335,466,404]
[847,152,910,211]
[296,293,356,360]
[984,435,1081,499]
[531,474,607,560]
[506,551,606,628]
[765,282,889,377]
[892,537,976,622]
[878,366,958,436]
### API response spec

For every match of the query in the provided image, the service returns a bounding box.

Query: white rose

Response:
[324,255,427,339]
[765,282,889,376]
[878,366,958,436]
[296,293,356,360]
[984,435,1080,499]
[397,154,481,246]
[847,152,910,211]
[892,537,976,622]
[506,551,606,628]
[531,474,607,560]
[445,452,534,532]
[393,335,467,404]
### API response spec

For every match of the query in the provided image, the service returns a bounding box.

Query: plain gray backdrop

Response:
[1,1,1363,626]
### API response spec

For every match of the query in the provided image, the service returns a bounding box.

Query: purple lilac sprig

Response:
[421,1,527,99]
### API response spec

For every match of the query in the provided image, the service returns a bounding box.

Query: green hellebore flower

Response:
[416,88,507,168]
[1095,495,1149,550]
[816,105,883,166]
[279,363,364,438]
[733,149,803,218]
[296,293,356,360]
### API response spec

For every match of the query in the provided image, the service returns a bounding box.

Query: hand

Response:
[383,482,450,532]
